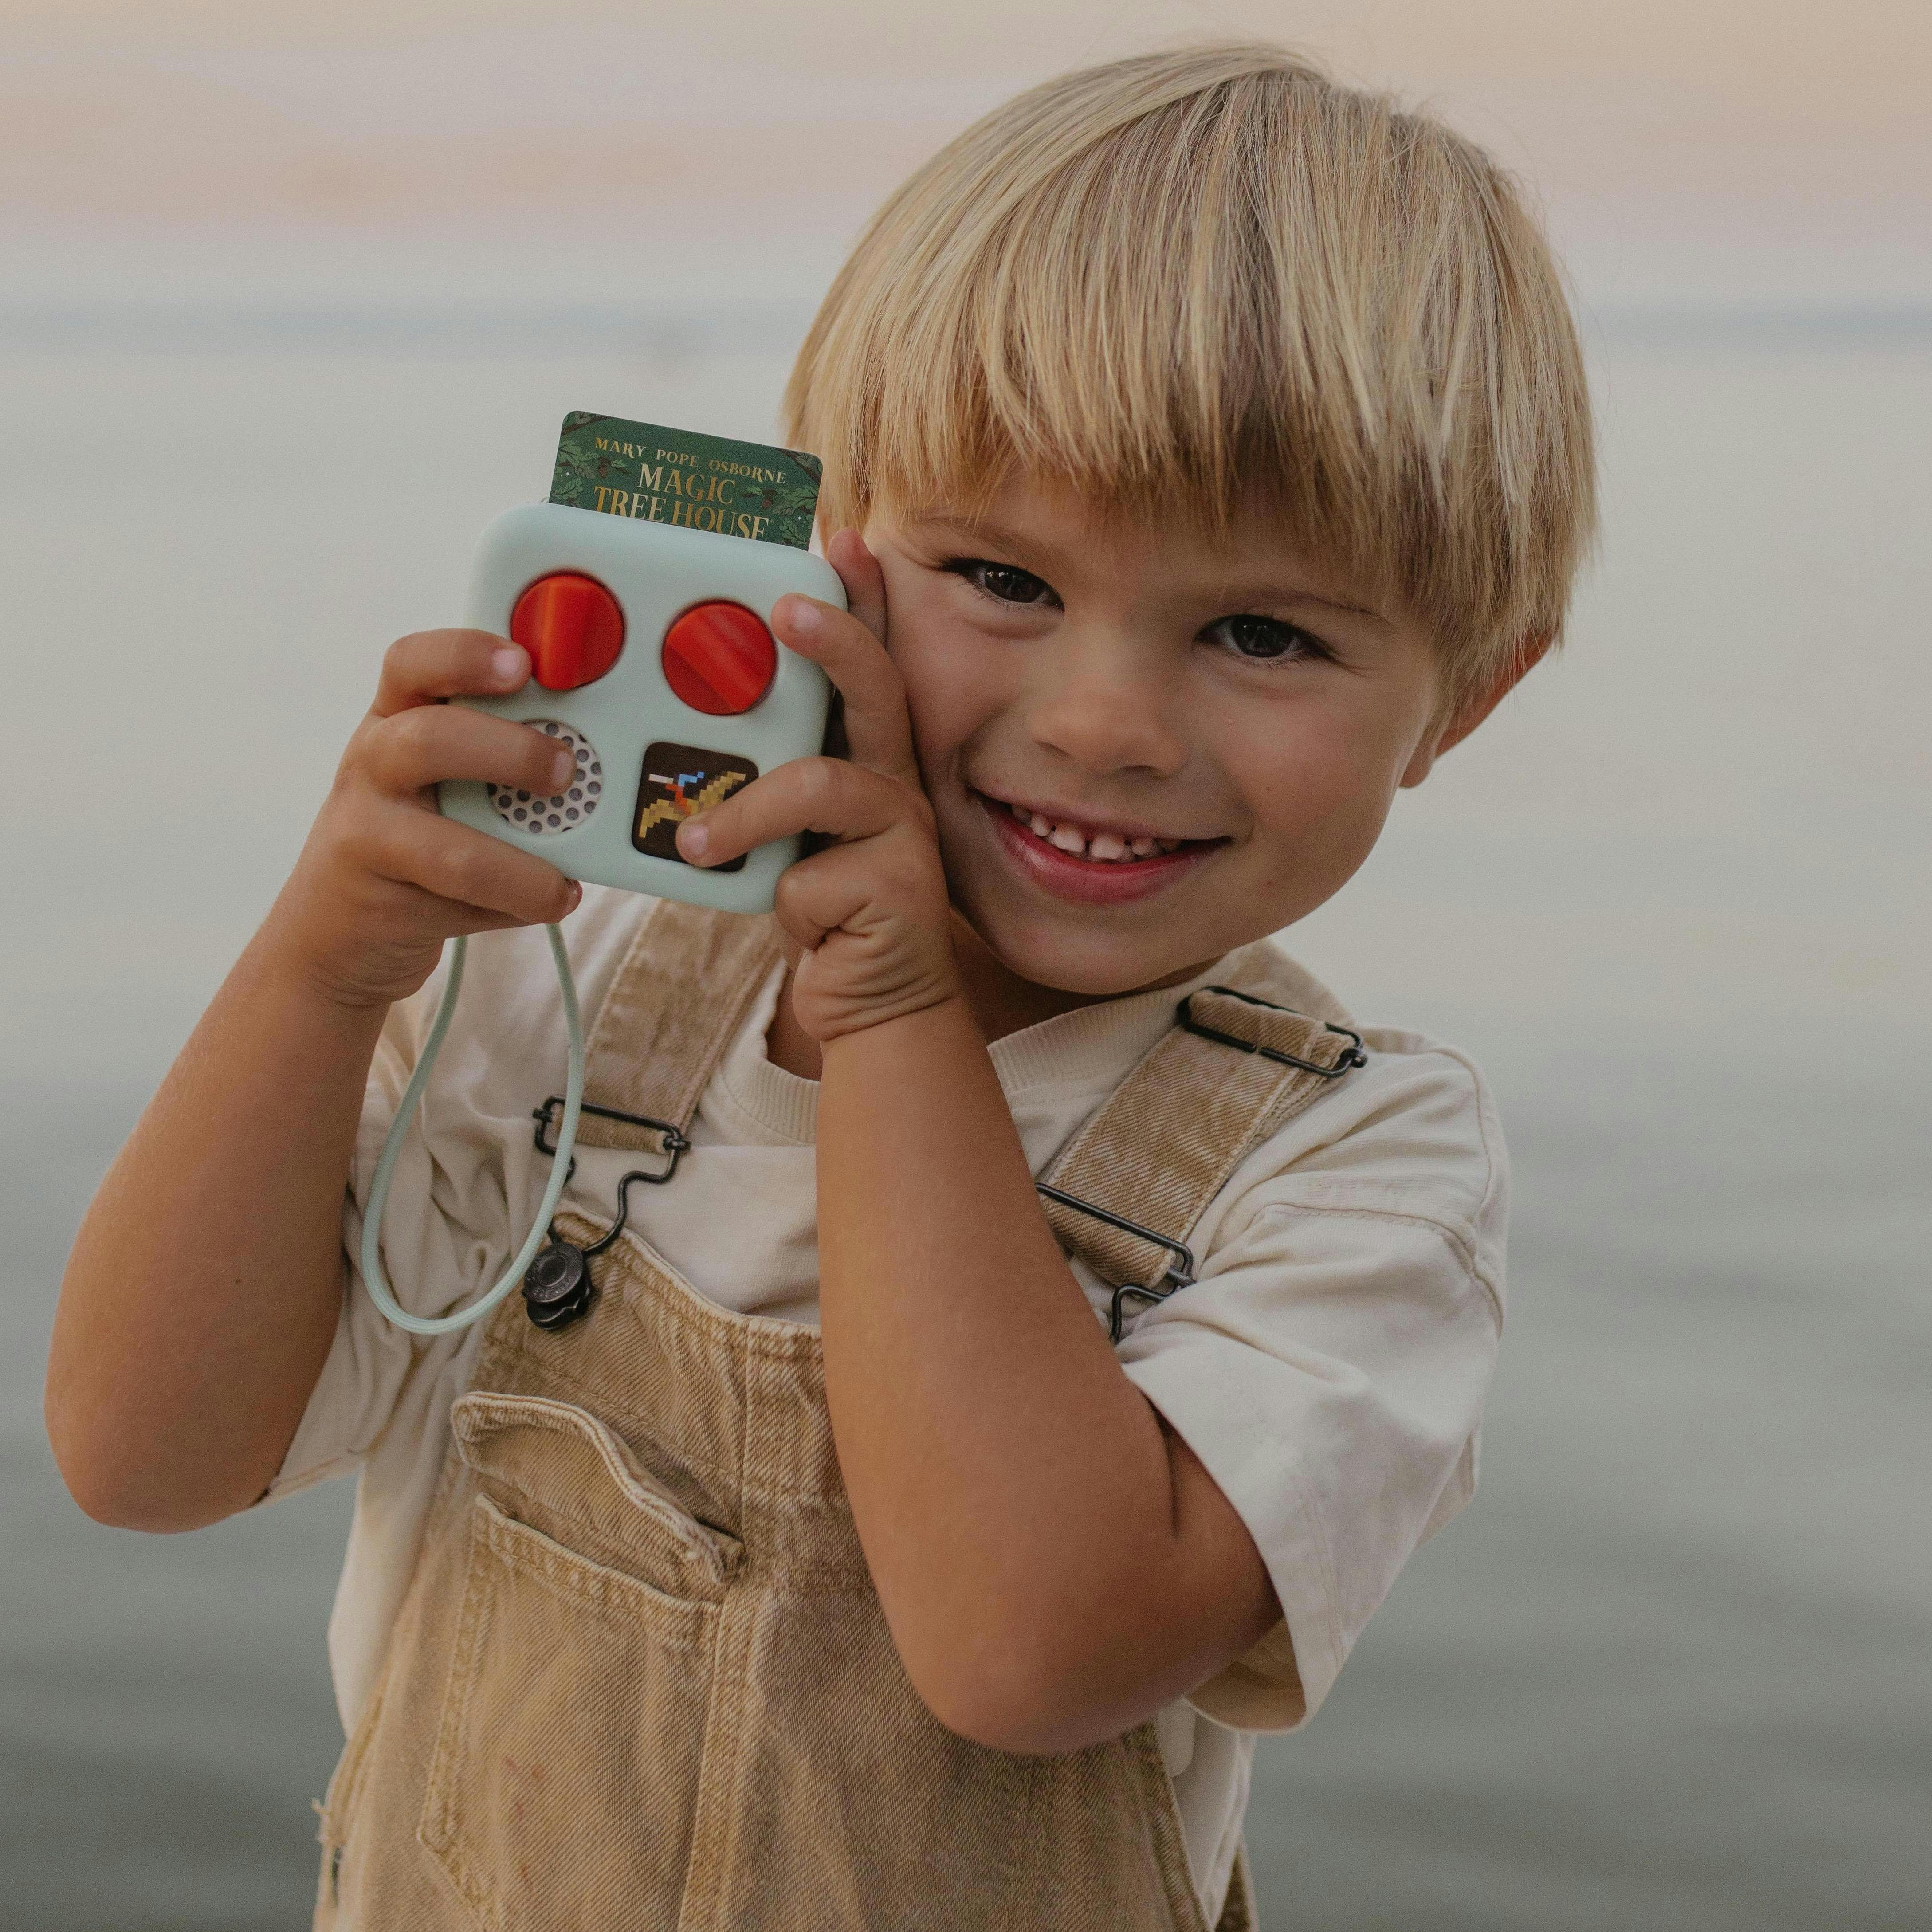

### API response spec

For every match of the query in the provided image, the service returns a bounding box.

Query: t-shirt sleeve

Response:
[1114,1035,1507,1732]
[263,899,640,1503]
[263,961,474,1501]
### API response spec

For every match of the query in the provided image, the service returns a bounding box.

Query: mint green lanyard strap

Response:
[358,924,585,1336]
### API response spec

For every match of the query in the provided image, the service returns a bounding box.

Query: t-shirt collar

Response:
[716,953,1238,1146]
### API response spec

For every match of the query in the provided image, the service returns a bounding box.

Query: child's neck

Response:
[765,913,1111,1082]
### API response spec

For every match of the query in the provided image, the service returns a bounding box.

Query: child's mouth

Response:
[975,792,1223,905]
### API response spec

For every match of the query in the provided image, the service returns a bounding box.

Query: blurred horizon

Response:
[4,0,1928,317]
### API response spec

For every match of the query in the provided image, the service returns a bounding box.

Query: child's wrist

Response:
[809,974,970,1052]
[249,899,425,1021]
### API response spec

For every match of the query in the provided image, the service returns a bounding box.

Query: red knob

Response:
[662,602,777,716]
[510,573,626,691]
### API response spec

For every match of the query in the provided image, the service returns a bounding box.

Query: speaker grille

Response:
[484,720,602,836]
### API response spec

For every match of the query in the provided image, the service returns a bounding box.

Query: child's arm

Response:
[682,540,1279,1755]
[47,634,578,1532]
[817,1005,1280,1754]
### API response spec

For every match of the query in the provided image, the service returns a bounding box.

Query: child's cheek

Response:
[1235,708,1405,872]
[895,620,1021,772]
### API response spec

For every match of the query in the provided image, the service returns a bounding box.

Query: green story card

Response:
[549,412,823,551]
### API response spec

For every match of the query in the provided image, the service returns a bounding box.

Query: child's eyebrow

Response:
[909,514,1056,571]
[1209,583,1394,627]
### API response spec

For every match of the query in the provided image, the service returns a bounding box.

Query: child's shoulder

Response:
[1212,938,1508,1305]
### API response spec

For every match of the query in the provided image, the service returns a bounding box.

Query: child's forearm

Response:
[50,628,583,1531]
[47,926,386,1532]
[817,998,1277,1754]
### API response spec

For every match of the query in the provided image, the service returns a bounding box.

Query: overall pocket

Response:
[419,1392,741,1932]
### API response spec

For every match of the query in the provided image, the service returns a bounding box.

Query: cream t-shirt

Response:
[272,887,1506,1925]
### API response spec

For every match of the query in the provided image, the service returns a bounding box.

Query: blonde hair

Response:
[783,43,1595,703]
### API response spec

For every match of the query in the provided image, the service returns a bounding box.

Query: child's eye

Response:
[947,558,1062,608]
[1202,613,1331,666]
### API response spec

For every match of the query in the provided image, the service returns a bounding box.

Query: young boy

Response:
[48,42,1593,1932]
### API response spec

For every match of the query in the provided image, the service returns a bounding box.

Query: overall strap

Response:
[562,899,784,1166]
[1038,943,1366,1337]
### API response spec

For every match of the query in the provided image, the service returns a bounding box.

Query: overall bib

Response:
[316,902,1361,1930]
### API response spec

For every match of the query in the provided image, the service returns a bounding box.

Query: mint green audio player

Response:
[438,500,844,915]
[368,448,849,1338]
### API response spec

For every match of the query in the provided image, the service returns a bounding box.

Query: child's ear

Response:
[1400,631,1554,789]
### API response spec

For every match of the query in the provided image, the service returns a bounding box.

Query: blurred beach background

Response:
[1,3,1928,1927]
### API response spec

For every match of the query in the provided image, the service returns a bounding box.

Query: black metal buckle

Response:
[1177,986,1367,1077]
[522,1103,693,1335]
[1035,1182,1197,1344]
[531,1097,691,1186]
[521,1162,686,1335]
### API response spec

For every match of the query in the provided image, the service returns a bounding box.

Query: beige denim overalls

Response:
[316,901,1363,1931]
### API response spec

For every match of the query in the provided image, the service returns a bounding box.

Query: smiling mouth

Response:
[975,791,1226,877]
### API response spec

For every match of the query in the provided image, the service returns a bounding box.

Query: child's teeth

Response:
[1004,801,1190,861]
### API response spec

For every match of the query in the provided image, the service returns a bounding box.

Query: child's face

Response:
[866,477,1454,997]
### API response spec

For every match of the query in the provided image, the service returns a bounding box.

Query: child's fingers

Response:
[769,596,920,789]
[349,806,580,927]
[675,757,922,870]
[824,527,888,644]
[769,835,942,961]
[373,630,529,717]
[355,704,576,801]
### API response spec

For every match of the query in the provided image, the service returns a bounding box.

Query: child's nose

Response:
[1024,636,1189,778]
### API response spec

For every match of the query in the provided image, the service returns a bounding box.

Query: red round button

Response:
[510,572,626,691]
[661,602,777,716]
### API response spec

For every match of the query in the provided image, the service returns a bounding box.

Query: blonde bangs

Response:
[783,44,1596,700]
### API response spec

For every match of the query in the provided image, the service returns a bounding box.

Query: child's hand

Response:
[675,530,959,1044]
[267,632,581,1009]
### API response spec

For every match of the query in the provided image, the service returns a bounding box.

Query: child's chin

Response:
[963,898,1208,999]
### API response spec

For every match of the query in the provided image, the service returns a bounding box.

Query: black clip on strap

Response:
[522,1099,692,1332]
[1037,987,1367,1343]
[1176,985,1367,1077]
[531,1096,691,1186]
[1034,1182,1197,1344]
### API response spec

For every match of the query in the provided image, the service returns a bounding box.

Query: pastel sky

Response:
[4,0,1927,309]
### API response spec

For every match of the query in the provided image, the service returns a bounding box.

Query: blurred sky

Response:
[3,0,1929,313]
